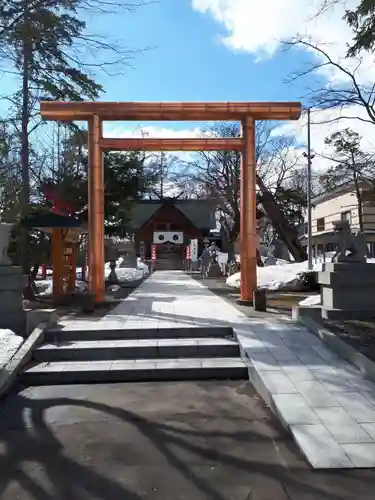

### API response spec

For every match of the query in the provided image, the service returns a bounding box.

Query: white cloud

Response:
[103,124,209,140]
[191,0,374,84]
[274,102,375,172]
[192,0,375,171]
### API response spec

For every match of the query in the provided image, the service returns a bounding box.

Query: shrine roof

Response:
[130,199,216,230]
[22,212,87,233]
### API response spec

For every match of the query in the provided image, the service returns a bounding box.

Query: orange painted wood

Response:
[100,137,245,151]
[88,114,105,302]
[66,242,77,292]
[40,101,302,121]
[240,117,257,302]
[52,228,64,298]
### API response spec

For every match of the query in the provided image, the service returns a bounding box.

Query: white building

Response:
[300,180,375,258]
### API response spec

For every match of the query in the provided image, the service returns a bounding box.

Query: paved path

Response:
[1,381,374,500]
[56,271,375,469]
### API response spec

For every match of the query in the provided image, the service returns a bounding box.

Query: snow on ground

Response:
[35,258,150,296]
[299,295,321,306]
[226,261,310,291]
[0,329,23,371]
[226,257,375,292]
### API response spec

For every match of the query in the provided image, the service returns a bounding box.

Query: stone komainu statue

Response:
[331,220,367,263]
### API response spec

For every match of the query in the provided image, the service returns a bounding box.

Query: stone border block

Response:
[0,323,46,400]
[25,309,58,337]
[295,311,375,382]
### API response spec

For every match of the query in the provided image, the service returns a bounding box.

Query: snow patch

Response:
[299,295,321,306]
[226,258,375,291]
[35,258,150,296]
[0,329,23,370]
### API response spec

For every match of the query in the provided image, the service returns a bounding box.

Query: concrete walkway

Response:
[58,271,375,469]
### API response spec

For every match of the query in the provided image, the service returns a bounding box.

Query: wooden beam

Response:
[40,101,302,122]
[100,137,245,151]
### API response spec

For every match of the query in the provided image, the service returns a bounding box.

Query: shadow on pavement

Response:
[0,382,374,499]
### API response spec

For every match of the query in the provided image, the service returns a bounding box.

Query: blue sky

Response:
[94,1,305,103]
[1,0,372,170]
[83,0,324,135]
[0,0,326,136]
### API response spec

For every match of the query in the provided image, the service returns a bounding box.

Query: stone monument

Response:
[319,220,375,319]
[107,261,119,285]
[205,242,222,278]
[0,222,27,335]
[118,248,137,269]
[263,244,277,266]
[104,237,137,284]
[200,242,211,277]
[104,238,119,284]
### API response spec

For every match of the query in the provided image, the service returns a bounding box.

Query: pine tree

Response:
[345,0,375,56]
[322,128,375,231]
[0,0,105,273]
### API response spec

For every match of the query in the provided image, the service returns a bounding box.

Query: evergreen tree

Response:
[40,129,155,238]
[345,0,375,56]
[321,128,375,231]
[0,0,104,272]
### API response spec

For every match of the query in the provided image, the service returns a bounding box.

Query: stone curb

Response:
[297,314,375,382]
[0,323,46,401]
[235,338,317,468]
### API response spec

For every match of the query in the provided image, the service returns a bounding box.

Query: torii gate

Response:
[40,101,301,303]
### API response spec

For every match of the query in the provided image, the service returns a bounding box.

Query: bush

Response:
[297,270,320,291]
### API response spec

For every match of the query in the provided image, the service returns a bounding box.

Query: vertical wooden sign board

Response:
[63,229,80,293]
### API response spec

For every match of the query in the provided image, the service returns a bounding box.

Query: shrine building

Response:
[130,199,217,269]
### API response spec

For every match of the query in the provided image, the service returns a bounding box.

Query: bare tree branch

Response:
[283,36,375,126]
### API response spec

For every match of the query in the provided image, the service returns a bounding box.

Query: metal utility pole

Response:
[303,108,315,270]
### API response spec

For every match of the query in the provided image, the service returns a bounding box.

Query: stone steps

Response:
[22,357,248,385]
[21,325,247,385]
[33,338,240,362]
[44,326,233,342]
[153,257,183,271]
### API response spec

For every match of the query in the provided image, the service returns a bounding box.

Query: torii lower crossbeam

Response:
[40,101,301,303]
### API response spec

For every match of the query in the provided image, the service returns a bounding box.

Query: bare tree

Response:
[283,37,375,126]
[182,122,307,262]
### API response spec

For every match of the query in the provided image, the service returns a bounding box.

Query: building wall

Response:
[361,202,375,232]
[312,188,375,234]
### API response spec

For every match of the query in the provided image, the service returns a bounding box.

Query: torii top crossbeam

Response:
[40,101,301,122]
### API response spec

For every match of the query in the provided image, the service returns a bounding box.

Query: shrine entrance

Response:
[40,101,301,303]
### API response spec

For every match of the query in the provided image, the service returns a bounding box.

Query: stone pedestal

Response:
[0,265,27,335]
[206,260,222,278]
[119,252,137,269]
[319,262,375,320]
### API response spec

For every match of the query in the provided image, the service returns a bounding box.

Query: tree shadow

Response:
[1,391,373,500]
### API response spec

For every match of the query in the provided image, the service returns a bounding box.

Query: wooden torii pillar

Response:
[241,116,257,302]
[88,115,105,300]
[40,101,301,303]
